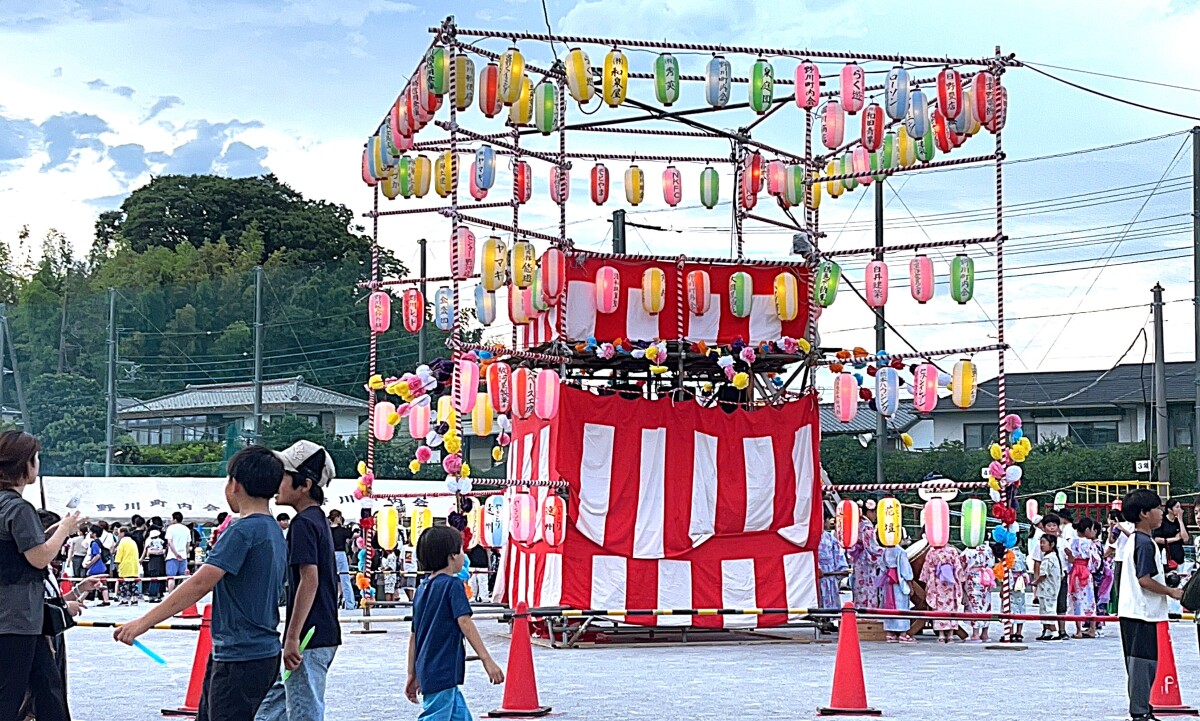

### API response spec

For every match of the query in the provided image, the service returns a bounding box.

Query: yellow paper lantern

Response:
[511,240,536,289]
[498,46,525,105]
[624,164,644,206]
[413,155,432,198]
[877,497,903,547]
[773,272,799,321]
[481,236,508,292]
[952,359,977,409]
[602,48,629,107]
[411,505,433,546]
[375,505,399,550]
[565,47,594,103]
[437,394,458,432]
[471,391,494,436]
[453,55,475,111]
[508,75,532,126]
[641,267,666,315]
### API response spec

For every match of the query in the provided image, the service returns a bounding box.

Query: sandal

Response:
[898,634,916,644]
[1036,633,1054,641]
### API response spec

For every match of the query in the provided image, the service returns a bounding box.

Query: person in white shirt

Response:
[1029,512,1069,640]
[1105,504,1134,614]
[164,512,192,592]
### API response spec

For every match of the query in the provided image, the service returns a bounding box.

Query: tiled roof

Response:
[819,400,925,435]
[941,362,1196,413]
[118,377,367,418]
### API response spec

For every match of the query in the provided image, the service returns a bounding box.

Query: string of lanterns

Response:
[828,349,979,422]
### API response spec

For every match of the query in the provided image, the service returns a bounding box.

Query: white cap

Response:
[275,440,336,488]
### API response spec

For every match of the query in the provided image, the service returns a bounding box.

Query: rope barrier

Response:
[74,620,201,630]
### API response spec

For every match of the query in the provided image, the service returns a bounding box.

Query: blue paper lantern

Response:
[885,66,910,121]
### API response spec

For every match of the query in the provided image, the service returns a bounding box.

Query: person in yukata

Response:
[963,542,996,642]
[881,541,914,643]
[920,541,965,644]
[817,510,850,612]
[847,499,886,610]
[1064,516,1101,638]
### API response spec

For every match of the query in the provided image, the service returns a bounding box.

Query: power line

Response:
[1021,62,1200,122]
[1021,60,1200,94]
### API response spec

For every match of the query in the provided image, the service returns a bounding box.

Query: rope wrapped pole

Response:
[992,47,1014,642]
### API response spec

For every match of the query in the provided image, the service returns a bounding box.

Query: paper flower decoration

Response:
[740,347,756,365]
[492,446,504,462]
[408,460,421,474]
[443,454,463,475]
[733,372,750,389]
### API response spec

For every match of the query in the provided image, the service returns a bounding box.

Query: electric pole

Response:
[105,288,116,477]
[1191,126,1200,489]
[252,266,264,441]
[0,305,28,431]
[1153,283,1170,484]
[612,210,626,254]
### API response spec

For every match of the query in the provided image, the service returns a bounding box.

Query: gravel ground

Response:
[58,600,1200,721]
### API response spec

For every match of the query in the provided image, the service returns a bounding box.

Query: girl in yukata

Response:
[919,541,965,644]
[963,541,996,642]
[817,510,850,610]
[1006,538,1030,642]
[1034,534,1062,641]
[881,543,915,643]
[847,499,886,610]
[1064,516,1101,638]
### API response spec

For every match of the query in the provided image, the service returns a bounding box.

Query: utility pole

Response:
[874,182,886,484]
[1192,126,1200,489]
[252,266,264,441]
[105,288,116,477]
[418,238,428,364]
[612,210,626,254]
[1,305,28,430]
[1153,283,1170,484]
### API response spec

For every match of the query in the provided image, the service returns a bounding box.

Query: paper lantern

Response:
[833,372,858,423]
[1053,491,1067,510]
[705,54,732,108]
[807,176,822,210]
[380,167,401,200]
[375,505,399,551]
[885,65,910,120]
[508,75,532,126]
[564,47,594,103]
[530,271,550,314]
[482,496,505,548]
[465,506,483,550]
[361,148,377,187]
[955,89,976,136]
[821,101,845,149]
[952,359,977,409]
[641,267,666,315]
[905,88,929,139]
[368,291,391,333]
[471,392,493,437]
[413,155,432,197]
[514,160,532,203]
[960,498,986,548]
[654,52,680,106]
[416,64,436,115]
[876,367,899,418]
[595,266,620,314]
[512,367,536,420]
[365,136,383,180]
[550,166,569,205]
[749,58,775,115]
[374,401,396,442]
[836,499,860,549]
[924,498,950,548]
[541,495,566,547]
[795,61,820,109]
[950,254,974,304]
[766,160,786,196]
[389,98,411,140]
[602,49,629,108]
[783,164,805,207]
[475,285,496,326]
[426,47,450,96]
[909,254,934,304]
[396,156,415,197]
[471,148,495,192]
[1026,498,1040,521]
[983,84,1007,133]
[452,226,475,281]
[535,368,560,420]
[865,259,888,308]
[972,72,995,126]
[477,237,507,293]
[745,150,763,194]
[624,164,644,206]
[728,271,753,318]
[410,505,432,546]
[662,165,682,207]
[507,284,531,324]
[437,394,456,431]
[401,288,423,334]
[851,146,872,184]
[380,123,401,162]
[813,260,840,308]
[539,248,565,304]
[468,166,487,201]
[479,62,502,117]
[434,287,454,331]
[486,362,511,414]
[699,165,719,209]
[773,272,798,321]
[452,362,480,417]
[912,363,938,413]
[509,492,537,544]
[498,47,525,105]
[840,63,865,114]
[739,171,757,210]
[932,109,953,154]
[861,103,884,152]
[509,240,535,289]
[408,401,430,439]
[590,163,610,205]
[877,497,903,547]
[687,270,711,316]
[838,152,857,192]
[937,67,963,120]
[896,125,916,167]
[533,81,557,135]
[453,55,475,111]
[433,152,451,198]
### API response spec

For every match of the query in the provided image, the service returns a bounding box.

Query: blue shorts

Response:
[419,687,471,721]
[166,558,189,578]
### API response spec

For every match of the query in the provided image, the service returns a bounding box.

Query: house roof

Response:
[118,377,367,419]
[820,400,925,435]
[939,361,1196,413]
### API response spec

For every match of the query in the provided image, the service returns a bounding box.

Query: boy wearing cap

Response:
[255,441,342,721]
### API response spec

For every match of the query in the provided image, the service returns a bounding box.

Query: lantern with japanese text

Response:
[876,367,899,418]
[373,401,396,442]
[932,109,954,154]
[813,260,840,308]
[905,88,929,139]
[837,498,860,548]
[960,498,987,548]
[514,160,532,203]
[916,124,936,163]
[840,63,865,113]
[479,62,502,118]
[861,103,884,152]
[700,165,719,209]
[413,154,431,197]
[877,497,903,547]
[471,392,493,437]
[983,84,1007,133]
[507,285,532,325]
[453,55,475,111]
[465,506,483,549]
[952,359,977,409]
[542,495,566,547]
[433,152,451,198]
[705,54,732,108]
[745,150,763,194]
[749,58,774,115]
[474,145,495,190]
[595,266,620,314]
[530,271,550,314]
[375,505,399,550]
[937,66,963,119]
[833,372,858,423]
[624,164,644,206]
[368,291,391,333]
[509,492,537,544]
[973,72,995,126]
[654,52,680,106]
[924,498,950,547]
[913,363,939,413]
[539,248,565,303]
[487,362,512,414]
[885,65,910,120]
[452,226,475,281]
[795,60,820,109]
[481,237,507,292]
[864,259,888,307]
[510,240,536,289]
[535,369,560,420]
[603,48,628,107]
[533,81,557,135]
[950,254,974,304]
[408,400,430,439]
[475,285,496,326]
[453,359,480,414]
[728,271,753,318]
[641,267,666,315]
[426,47,449,96]
[739,171,757,210]
[821,101,845,149]
[773,272,798,321]
[434,287,454,331]
[380,167,401,200]
[468,165,486,201]
[401,288,424,334]
[565,47,594,103]
[550,166,569,205]
[483,495,505,549]
[662,165,682,207]
[390,99,411,140]
[910,254,934,304]
[591,163,610,205]
[498,47,524,105]
[512,367,536,420]
[508,75,532,126]
[687,270,711,316]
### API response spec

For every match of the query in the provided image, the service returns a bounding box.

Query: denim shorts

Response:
[419,687,472,721]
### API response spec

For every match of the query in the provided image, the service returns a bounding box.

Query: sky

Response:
[3,0,1200,386]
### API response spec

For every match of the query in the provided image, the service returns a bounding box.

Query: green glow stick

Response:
[281,626,317,682]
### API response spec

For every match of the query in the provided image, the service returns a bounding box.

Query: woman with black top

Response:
[1154,498,1190,570]
[0,431,85,721]
[329,509,357,610]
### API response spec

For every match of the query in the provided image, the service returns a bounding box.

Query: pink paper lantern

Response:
[469,168,487,201]
[912,363,938,413]
[865,259,888,308]
[368,291,391,333]
[860,103,884,152]
[972,72,995,126]
[541,494,566,547]
[795,61,821,109]
[924,498,950,548]
[821,100,845,149]
[539,248,566,304]
[662,165,682,207]
[361,149,376,186]
[909,254,934,304]
[373,401,396,441]
[453,359,480,414]
[510,493,538,544]
[452,226,475,281]
[840,63,865,114]
[937,66,963,120]
[535,368,560,420]
[486,362,512,414]
[687,269,711,316]
[766,160,786,196]
[852,146,872,184]
[739,172,757,210]
[408,401,430,439]
[833,372,858,423]
[389,99,411,139]
[551,166,569,205]
[595,266,620,314]
[512,367,536,420]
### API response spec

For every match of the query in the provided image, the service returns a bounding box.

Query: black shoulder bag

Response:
[42,574,75,636]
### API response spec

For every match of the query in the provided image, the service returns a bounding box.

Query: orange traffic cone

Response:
[1150,621,1199,716]
[177,602,201,620]
[161,605,213,717]
[818,604,881,717]
[488,602,551,718]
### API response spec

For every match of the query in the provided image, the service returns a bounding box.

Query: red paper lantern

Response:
[514,160,532,204]
[983,83,1007,133]
[739,172,757,210]
[937,66,963,120]
[860,103,884,152]
[766,160,786,196]
[551,166,569,205]
[932,109,953,153]
[486,362,512,414]
[401,288,424,334]
[795,61,820,109]
[512,367,536,420]
[479,62,502,118]
[687,269,711,316]
[590,163,610,205]
[972,72,995,126]
[541,494,566,547]
[745,151,763,194]
[368,291,390,333]
[836,499,860,548]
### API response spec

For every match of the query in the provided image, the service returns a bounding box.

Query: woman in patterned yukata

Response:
[881,543,915,643]
[1064,516,1101,638]
[847,500,886,610]
[817,510,849,610]
[920,542,965,644]
[963,542,996,642]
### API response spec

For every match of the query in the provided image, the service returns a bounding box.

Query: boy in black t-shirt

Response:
[254,441,342,721]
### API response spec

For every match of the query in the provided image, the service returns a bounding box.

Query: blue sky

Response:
[3,0,1200,378]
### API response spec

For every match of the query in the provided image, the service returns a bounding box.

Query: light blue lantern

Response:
[474,145,495,191]
[475,285,496,326]
[435,287,454,331]
[905,88,929,139]
[705,55,732,108]
[885,66,910,121]
[875,367,898,418]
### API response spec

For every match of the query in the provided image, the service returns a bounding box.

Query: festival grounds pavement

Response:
[64,600,1200,721]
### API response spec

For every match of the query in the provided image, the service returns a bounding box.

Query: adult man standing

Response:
[166,511,192,592]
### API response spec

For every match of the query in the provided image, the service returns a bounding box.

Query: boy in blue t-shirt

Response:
[116,446,287,721]
[406,526,503,720]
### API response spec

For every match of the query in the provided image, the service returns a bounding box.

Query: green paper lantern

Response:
[840,153,857,192]
[813,260,841,308]
[960,498,987,548]
[916,124,936,163]
[880,131,897,172]
[533,81,557,136]
[783,164,804,207]
[870,151,886,182]
[427,47,449,96]
[654,53,680,107]
[700,165,720,209]
[729,271,753,318]
[950,254,975,304]
[397,156,414,198]
[749,58,775,115]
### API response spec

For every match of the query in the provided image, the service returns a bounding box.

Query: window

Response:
[1170,406,1194,448]
[963,423,997,450]
[1067,420,1118,447]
